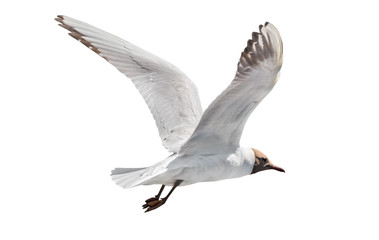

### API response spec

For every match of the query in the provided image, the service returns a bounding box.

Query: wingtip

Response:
[237,21,282,71]
[259,22,271,31]
[55,15,64,23]
[55,18,63,24]
[55,15,109,61]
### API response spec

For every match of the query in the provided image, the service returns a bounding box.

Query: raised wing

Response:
[180,23,283,154]
[56,15,203,152]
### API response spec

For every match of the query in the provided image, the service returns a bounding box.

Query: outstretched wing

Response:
[56,15,203,152]
[181,23,283,154]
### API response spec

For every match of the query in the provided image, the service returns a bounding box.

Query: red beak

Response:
[272,165,285,173]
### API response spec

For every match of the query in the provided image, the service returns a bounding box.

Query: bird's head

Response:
[251,148,285,174]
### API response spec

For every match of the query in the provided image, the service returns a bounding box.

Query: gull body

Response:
[56,15,285,211]
[131,147,255,187]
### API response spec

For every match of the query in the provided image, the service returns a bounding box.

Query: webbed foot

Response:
[142,197,167,212]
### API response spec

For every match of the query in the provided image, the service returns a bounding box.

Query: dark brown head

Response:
[251,148,285,174]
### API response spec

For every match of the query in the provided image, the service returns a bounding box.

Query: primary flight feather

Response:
[56,15,284,212]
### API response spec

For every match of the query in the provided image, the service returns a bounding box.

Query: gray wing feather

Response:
[56,15,203,152]
[181,23,283,154]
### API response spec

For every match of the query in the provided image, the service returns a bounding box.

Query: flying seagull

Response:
[56,15,284,212]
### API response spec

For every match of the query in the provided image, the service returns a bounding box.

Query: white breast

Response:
[170,147,255,185]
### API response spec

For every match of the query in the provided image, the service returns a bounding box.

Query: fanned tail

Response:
[111,168,148,189]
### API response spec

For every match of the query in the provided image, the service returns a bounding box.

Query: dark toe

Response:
[145,197,158,203]
[144,199,166,212]
[142,199,161,209]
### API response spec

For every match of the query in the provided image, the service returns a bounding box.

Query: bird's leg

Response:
[143,180,183,212]
[143,184,165,204]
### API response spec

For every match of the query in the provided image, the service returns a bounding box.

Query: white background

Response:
[1,0,378,239]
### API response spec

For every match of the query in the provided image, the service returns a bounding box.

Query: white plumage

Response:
[56,15,284,212]
[57,16,202,153]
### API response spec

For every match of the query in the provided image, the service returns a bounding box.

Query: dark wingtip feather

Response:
[252,32,259,41]
[55,15,108,61]
[55,15,64,24]
[237,22,281,71]
[55,17,63,23]
[58,23,73,32]
[68,32,81,41]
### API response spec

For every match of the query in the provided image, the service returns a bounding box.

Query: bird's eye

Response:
[256,157,267,163]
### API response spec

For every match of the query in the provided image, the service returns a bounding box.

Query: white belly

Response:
[148,147,255,186]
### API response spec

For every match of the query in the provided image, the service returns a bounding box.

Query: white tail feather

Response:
[111,168,148,189]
